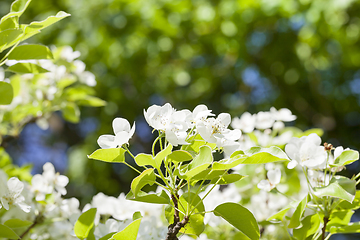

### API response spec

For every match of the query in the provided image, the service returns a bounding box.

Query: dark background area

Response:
[1,0,360,225]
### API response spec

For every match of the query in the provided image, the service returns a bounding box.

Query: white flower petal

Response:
[287,160,298,169]
[267,169,281,185]
[257,180,271,192]
[97,135,117,149]
[217,113,231,127]
[112,118,131,134]
[7,177,24,196]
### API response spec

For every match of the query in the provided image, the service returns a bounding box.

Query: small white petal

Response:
[257,180,271,192]
[267,169,281,185]
[287,160,298,169]
[112,118,131,134]
[97,135,117,149]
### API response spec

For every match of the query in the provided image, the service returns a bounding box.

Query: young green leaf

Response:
[213,154,247,170]
[4,218,32,228]
[111,218,142,240]
[62,102,80,123]
[181,145,213,180]
[167,150,193,163]
[0,223,20,239]
[326,210,354,229]
[7,44,53,60]
[20,11,71,42]
[0,28,22,52]
[293,214,321,240]
[88,148,126,163]
[329,222,360,234]
[267,207,291,222]
[0,0,31,25]
[210,173,245,185]
[288,195,308,228]
[314,176,356,203]
[0,16,18,31]
[154,144,173,169]
[330,150,359,167]
[74,208,97,240]
[213,202,259,240]
[126,189,170,204]
[0,82,13,105]
[240,146,290,164]
[134,153,155,167]
[7,62,49,74]
[130,169,156,197]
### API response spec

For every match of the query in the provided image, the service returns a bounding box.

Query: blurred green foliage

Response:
[1,0,360,201]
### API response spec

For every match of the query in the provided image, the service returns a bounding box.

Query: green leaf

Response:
[0,0,31,24]
[165,192,205,236]
[337,190,360,210]
[0,16,18,31]
[181,145,213,180]
[330,150,359,167]
[213,154,247,170]
[0,223,20,239]
[329,222,360,234]
[288,196,308,228]
[10,0,32,16]
[213,202,259,240]
[240,146,290,164]
[314,176,356,203]
[88,148,126,163]
[134,153,155,167]
[0,28,23,52]
[210,173,245,185]
[267,207,291,222]
[130,169,156,197]
[111,218,142,240]
[99,232,116,240]
[213,146,289,170]
[293,214,321,240]
[20,11,71,42]
[154,144,173,168]
[7,44,53,60]
[0,81,13,105]
[132,211,142,221]
[74,208,97,240]
[181,134,216,154]
[327,210,354,229]
[7,62,49,74]
[191,169,226,181]
[126,189,170,204]
[62,102,80,123]
[4,219,32,228]
[167,150,193,163]
[77,96,106,107]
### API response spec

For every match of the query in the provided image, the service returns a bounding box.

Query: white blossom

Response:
[197,113,241,144]
[97,117,136,148]
[257,168,281,192]
[0,177,31,213]
[42,162,69,195]
[231,112,256,133]
[185,104,214,127]
[255,111,275,129]
[285,133,326,169]
[144,103,190,146]
[270,107,296,122]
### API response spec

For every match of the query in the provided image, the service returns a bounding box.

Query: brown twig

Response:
[321,216,329,240]
[166,194,190,240]
[20,214,43,239]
